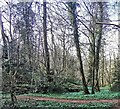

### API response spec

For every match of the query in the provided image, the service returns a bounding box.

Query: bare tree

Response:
[43,1,53,89]
[67,2,90,94]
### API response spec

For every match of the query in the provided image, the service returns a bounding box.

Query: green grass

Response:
[20,89,120,100]
[36,101,116,108]
[1,88,119,108]
[2,100,116,109]
[2,99,116,108]
[78,102,116,108]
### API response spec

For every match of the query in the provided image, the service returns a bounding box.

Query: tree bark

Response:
[69,2,90,94]
[95,2,103,92]
[0,11,9,59]
[91,34,95,94]
[118,2,120,58]
[43,1,52,83]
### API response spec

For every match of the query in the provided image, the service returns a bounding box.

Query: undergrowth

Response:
[20,89,120,100]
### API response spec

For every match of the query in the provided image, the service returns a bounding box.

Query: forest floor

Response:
[17,95,120,108]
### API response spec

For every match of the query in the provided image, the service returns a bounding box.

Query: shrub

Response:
[110,81,120,92]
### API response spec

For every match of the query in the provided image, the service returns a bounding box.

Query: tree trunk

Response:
[62,33,66,72]
[43,1,52,84]
[69,2,90,94]
[101,45,105,87]
[0,11,8,59]
[91,34,95,94]
[118,2,120,58]
[95,2,103,92]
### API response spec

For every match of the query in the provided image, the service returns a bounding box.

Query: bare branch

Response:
[96,22,120,28]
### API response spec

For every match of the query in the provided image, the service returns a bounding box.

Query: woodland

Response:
[0,0,120,108]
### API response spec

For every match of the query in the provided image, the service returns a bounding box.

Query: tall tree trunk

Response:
[91,34,95,94]
[43,1,52,84]
[49,16,57,72]
[87,46,93,86]
[95,2,103,92]
[68,2,90,94]
[0,11,8,59]
[62,33,66,72]
[101,45,105,87]
[118,2,120,58]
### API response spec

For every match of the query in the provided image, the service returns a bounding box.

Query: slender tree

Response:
[68,2,90,94]
[43,0,53,87]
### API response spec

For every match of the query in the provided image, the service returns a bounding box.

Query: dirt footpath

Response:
[17,95,120,108]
